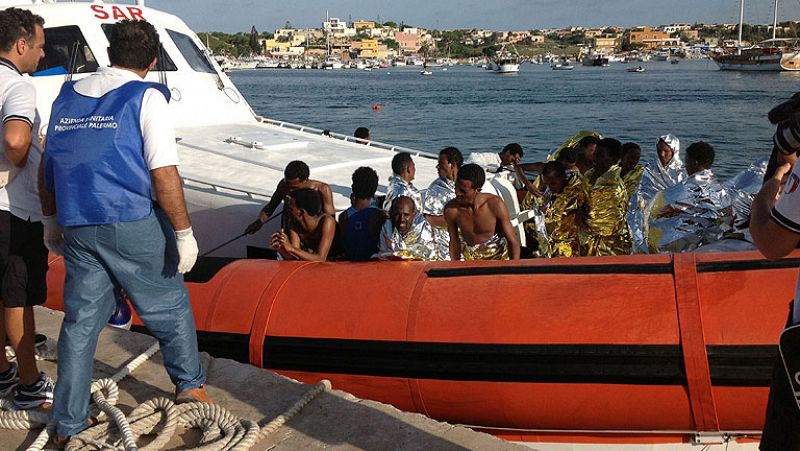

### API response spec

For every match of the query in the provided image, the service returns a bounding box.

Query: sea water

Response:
[232,59,800,179]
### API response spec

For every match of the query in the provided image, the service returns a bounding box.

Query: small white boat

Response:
[551,62,574,71]
[420,70,433,76]
[626,66,646,73]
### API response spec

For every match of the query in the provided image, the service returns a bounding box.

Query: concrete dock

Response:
[0,307,525,450]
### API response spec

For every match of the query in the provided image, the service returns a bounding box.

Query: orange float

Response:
[44,250,796,444]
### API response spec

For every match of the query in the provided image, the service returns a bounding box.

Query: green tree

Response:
[248,26,260,54]
[383,39,400,50]
[383,21,398,29]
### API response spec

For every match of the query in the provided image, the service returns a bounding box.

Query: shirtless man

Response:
[444,163,521,261]
[271,188,335,261]
[245,160,334,234]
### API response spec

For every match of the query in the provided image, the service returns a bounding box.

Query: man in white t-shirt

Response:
[41,20,207,444]
[751,112,800,450]
[0,7,54,410]
[467,142,525,189]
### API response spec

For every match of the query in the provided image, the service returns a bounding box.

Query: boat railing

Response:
[181,175,271,200]
[256,116,439,160]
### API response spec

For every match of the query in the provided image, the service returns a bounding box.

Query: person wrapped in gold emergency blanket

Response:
[583,139,631,256]
[540,162,589,258]
[375,196,441,261]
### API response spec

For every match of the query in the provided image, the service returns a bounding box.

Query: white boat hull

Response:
[495,63,520,73]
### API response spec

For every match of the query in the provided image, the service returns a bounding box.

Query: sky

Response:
[147,0,800,33]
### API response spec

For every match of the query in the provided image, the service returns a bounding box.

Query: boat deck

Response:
[0,307,523,450]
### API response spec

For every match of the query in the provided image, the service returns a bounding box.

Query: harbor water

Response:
[232,59,800,179]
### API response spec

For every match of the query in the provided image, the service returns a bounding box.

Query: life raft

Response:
[44,250,797,444]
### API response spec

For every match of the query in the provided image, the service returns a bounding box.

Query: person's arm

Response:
[444,205,461,261]
[246,179,286,234]
[276,217,336,261]
[751,163,800,260]
[517,162,545,173]
[320,183,335,216]
[424,213,447,228]
[152,166,197,273]
[38,157,63,255]
[3,120,32,168]
[514,166,542,198]
[152,166,190,230]
[493,197,521,260]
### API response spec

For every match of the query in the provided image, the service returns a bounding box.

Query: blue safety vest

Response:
[44,80,170,226]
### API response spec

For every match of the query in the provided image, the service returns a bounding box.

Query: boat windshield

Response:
[100,24,178,72]
[166,29,217,74]
[33,25,98,76]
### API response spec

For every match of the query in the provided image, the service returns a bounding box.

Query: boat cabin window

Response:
[100,24,178,72]
[166,29,216,74]
[34,26,99,76]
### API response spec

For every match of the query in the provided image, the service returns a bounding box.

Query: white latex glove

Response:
[175,227,198,274]
[41,215,64,256]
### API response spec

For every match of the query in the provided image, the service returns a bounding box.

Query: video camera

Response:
[771,92,800,156]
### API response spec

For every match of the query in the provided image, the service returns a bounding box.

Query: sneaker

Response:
[13,372,54,409]
[0,363,19,397]
[175,385,212,404]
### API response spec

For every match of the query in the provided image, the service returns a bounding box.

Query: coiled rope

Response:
[1,340,331,450]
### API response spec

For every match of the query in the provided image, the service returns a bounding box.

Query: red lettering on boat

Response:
[111,6,128,20]
[127,7,145,21]
[90,4,109,19]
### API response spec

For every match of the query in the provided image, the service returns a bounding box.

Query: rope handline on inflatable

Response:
[0,339,331,450]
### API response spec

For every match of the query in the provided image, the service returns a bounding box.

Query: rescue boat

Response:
[44,248,793,446]
[11,0,785,447]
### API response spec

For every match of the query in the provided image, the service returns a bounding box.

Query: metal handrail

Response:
[181,176,272,200]
[256,116,439,160]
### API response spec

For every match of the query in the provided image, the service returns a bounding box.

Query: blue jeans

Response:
[53,209,205,437]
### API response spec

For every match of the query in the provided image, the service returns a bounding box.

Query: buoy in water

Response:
[372,104,381,111]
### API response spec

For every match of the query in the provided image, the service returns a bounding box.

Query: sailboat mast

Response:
[738,0,745,54]
[773,0,779,41]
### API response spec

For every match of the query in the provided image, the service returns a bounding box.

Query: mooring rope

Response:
[0,340,331,450]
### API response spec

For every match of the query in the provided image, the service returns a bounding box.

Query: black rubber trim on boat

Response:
[129,328,775,387]
[261,337,776,387]
[696,258,800,273]
[426,263,674,278]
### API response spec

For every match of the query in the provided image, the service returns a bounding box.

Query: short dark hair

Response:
[439,147,463,168]
[597,138,623,162]
[290,188,322,216]
[284,160,310,181]
[577,136,599,148]
[542,161,567,179]
[556,147,578,165]
[622,142,642,156]
[354,127,370,139]
[391,152,413,175]
[351,166,379,199]
[502,143,524,158]
[0,8,44,53]
[108,20,159,70]
[457,163,485,190]
[686,141,715,168]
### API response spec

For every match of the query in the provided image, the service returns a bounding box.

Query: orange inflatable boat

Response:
[44,250,798,445]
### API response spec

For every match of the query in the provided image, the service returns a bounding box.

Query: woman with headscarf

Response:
[627,134,688,253]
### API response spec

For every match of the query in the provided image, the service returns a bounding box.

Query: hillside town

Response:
[205,17,800,69]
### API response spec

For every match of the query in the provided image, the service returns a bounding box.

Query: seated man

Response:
[423,147,463,261]
[375,196,440,261]
[620,142,644,204]
[271,188,335,261]
[444,164,521,260]
[338,167,386,261]
[382,152,422,212]
[245,160,334,235]
[541,161,589,258]
[583,138,631,256]
[468,143,525,189]
[647,141,733,253]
